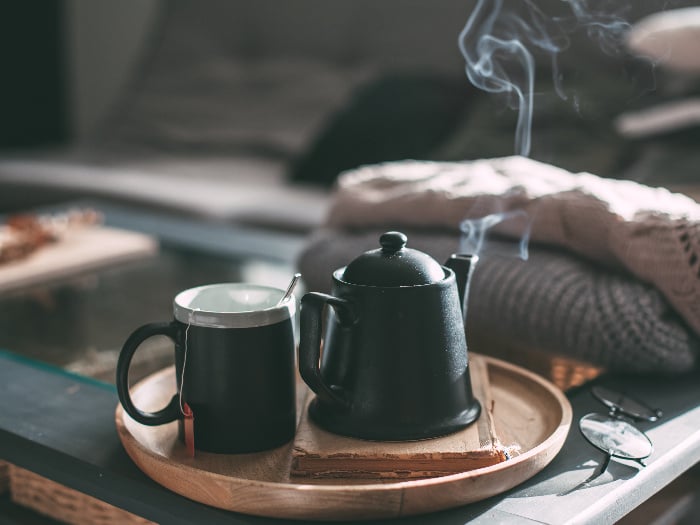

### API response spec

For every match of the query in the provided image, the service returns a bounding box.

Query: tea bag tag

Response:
[183,402,195,457]
[181,309,197,457]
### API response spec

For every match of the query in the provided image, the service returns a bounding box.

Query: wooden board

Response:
[291,356,508,479]
[0,226,158,294]
[9,465,154,525]
[115,354,572,521]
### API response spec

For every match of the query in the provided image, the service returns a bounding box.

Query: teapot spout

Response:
[445,254,479,314]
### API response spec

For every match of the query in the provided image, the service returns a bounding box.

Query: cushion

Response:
[106,57,375,156]
[287,71,473,186]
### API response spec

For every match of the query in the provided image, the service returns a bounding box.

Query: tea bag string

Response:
[179,308,199,416]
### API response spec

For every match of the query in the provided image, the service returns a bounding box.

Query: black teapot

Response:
[299,231,481,441]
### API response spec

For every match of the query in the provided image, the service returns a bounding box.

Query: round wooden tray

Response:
[115,354,571,520]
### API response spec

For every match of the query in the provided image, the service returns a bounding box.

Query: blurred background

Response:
[0,0,160,150]
[2,0,699,197]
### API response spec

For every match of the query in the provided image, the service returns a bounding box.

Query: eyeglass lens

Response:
[563,388,659,494]
[579,413,653,461]
[591,386,662,422]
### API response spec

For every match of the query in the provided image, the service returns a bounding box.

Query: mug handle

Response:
[299,292,356,409]
[116,321,181,426]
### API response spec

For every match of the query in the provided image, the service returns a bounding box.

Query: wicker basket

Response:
[470,335,603,391]
[9,465,154,525]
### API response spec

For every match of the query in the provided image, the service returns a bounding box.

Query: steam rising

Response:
[459,0,631,157]
[460,210,532,261]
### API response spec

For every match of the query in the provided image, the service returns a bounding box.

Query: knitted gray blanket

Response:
[298,229,699,374]
[298,157,700,373]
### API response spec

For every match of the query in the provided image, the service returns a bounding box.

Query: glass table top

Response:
[0,202,300,383]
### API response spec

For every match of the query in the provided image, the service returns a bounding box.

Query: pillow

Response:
[288,71,473,186]
[104,57,374,157]
[626,7,700,73]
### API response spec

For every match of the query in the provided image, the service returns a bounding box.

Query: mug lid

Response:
[341,231,446,287]
[173,283,295,329]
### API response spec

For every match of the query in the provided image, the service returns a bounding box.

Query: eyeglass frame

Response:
[563,385,663,494]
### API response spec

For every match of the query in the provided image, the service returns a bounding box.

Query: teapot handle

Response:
[299,292,356,409]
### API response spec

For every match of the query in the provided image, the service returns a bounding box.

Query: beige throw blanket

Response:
[326,156,700,337]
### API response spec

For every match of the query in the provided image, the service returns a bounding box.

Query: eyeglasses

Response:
[572,386,662,490]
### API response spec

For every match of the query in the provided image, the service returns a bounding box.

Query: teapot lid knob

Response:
[379,231,407,254]
[341,231,445,287]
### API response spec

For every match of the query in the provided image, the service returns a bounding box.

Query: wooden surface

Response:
[0,226,158,294]
[291,356,507,479]
[115,354,572,520]
[9,465,154,525]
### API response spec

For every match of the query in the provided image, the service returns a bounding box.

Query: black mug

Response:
[116,283,297,454]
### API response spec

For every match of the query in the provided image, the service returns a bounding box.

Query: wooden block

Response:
[9,465,154,525]
[291,355,508,479]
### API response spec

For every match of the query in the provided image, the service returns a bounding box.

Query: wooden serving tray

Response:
[115,354,572,521]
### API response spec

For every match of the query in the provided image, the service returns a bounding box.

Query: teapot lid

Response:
[341,231,445,287]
